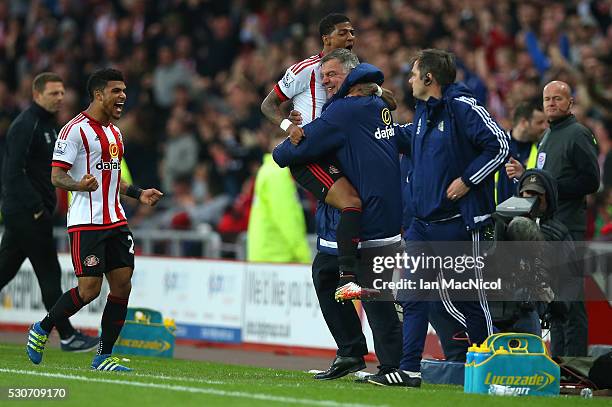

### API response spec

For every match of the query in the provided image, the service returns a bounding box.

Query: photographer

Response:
[432,169,573,359]
[491,169,579,338]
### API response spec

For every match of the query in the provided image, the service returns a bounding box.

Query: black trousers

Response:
[550,230,588,357]
[312,247,402,370]
[0,209,73,337]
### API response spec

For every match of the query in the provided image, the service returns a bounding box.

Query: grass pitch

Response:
[0,343,609,406]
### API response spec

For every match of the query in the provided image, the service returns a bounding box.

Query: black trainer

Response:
[354,367,394,383]
[366,369,422,387]
[60,330,99,352]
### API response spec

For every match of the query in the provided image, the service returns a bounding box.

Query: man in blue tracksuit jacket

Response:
[403,129,490,364]
[274,49,409,385]
[402,150,473,362]
[398,49,509,380]
[400,154,413,238]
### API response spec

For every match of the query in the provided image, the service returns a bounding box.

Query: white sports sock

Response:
[402,370,422,378]
[60,335,75,344]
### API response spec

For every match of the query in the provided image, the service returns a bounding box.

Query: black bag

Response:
[589,351,612,390]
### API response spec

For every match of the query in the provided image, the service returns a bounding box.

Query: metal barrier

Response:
[0,226,317,260]
[127,228,223,258]
[232,232,318,261]
[0,227,223,258]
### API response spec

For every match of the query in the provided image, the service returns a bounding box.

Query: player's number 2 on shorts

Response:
[128,235,134,254]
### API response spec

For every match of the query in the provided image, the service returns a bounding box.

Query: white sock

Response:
[60,335,75,344]
[402,370,421,378]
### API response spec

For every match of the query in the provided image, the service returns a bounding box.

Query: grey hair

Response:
[320,48,359,73]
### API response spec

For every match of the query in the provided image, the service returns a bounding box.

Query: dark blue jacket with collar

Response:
[401,154,414,238]
[273,63,409,254]
[408,82,509,230]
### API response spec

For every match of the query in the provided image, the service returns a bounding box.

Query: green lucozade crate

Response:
[114,308,176,358]
[465,333,560,396]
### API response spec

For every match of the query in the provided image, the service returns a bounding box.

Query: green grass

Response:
[0,343,609,406]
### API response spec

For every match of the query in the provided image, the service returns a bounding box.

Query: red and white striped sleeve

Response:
[52,114,85,170]
[274,55,321,102]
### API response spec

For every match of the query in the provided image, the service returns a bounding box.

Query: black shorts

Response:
[69,226,134,277]
[290,155,344,201]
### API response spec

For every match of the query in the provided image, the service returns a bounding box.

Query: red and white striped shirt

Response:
[273,53,327,125]
[52,112,127,232]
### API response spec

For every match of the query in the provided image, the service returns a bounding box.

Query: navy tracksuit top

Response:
[408,83,509,230]
[273,63,409,254]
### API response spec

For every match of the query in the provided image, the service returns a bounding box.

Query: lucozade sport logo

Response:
[484,371,556,391]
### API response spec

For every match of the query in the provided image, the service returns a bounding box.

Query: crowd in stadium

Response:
[0,0,611,244]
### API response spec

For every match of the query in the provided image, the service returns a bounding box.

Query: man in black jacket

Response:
[518,170,585,355]
[515,170,579,328]
[506,80,599,356]
[0,72,98,351]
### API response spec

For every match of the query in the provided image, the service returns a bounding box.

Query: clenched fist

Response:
[139,188,164,206]
[79,174,99,191]
[288,124,305,145]
[288,110,302,126]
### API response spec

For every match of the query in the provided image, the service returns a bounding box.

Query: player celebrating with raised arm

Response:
[262,13,383,301]
[26,68,163,372]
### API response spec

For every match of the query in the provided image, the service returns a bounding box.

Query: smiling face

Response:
[97,80,126,120]
[324,21,356,51]
[34,81,65,114]
[321,58,349,98]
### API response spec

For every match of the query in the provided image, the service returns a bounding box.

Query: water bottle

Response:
[464,344,478,393]
[494,346,509,355]
[472,344,492,393]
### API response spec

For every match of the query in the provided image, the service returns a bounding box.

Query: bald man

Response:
[507,80,599,357]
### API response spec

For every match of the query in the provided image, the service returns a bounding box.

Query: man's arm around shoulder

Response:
[272,102,349,167]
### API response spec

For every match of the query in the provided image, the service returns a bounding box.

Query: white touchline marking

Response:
[42,365,227,385]
[44,366,313,388]
[0,369,385,407]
